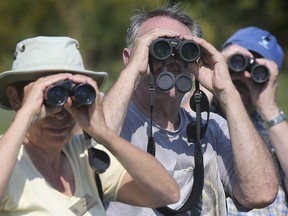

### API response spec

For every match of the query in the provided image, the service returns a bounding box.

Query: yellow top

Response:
[0,134,126,216]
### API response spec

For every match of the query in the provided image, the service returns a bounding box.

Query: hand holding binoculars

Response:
[45,80,96,107]
[228,53,270,84]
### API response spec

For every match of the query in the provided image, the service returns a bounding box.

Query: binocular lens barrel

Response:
[228,54,269,84]
[150,38,200,62]
[251,65,270,84]
[228,54,248,72]
[179,41,201,62]
[72,84,96,106]
[151,40,173,60]
[45,80,96,107]
[45,85,68,107]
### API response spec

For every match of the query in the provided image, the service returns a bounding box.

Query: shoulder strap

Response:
[95,173,104,203]
[144,79,207,214]
[156,142,203,214]
[155,81,205,215]
[84,132,109,204]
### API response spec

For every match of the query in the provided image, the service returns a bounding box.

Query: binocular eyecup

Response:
[45,80,96,107]
[149,37,201,62]
[228,54,269,84]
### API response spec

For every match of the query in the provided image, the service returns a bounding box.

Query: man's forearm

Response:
[222,89,278,207]
[103,66,140,134]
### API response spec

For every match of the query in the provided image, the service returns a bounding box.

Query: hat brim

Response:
[0,68,108,110]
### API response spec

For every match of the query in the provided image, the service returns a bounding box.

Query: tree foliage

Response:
[0,0,287,81]
[0,0,287,133]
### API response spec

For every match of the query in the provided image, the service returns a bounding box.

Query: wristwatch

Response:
[264,110,286,129]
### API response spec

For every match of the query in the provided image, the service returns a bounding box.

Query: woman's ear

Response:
[123,48,131,66]
[6,86,22,111]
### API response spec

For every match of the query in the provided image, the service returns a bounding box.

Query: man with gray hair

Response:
[103,3,278,216]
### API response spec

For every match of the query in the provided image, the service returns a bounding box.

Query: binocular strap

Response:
[145,79,205,215]
[84,132,110,205]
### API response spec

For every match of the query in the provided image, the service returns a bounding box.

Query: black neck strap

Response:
[155,80,205,215]
[147,57,156,155]
[146,63,205,214]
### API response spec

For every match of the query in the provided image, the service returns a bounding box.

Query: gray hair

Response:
[125,3,203,48]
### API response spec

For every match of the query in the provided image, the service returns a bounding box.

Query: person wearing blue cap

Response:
[182,26,288,215]
[221,26,288,215]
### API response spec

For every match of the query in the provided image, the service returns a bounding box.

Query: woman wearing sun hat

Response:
[0,36,179,215]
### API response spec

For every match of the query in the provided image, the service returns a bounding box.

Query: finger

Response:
[37,73,72,86]
[222,44,253,59]
[30,73,73,99]
[146,28,181,40]
[69,74,89,83]
[69,74,100,93]
[189,37,217,54]
[138,29,181,49]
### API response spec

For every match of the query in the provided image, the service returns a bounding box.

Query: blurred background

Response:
[0,0,287,133]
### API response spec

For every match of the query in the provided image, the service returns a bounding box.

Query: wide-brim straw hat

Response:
[0,36,108,110]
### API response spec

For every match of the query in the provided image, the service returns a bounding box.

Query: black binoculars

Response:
[228,54,270,84]
[45,80,96,107]
[149,37,201,62]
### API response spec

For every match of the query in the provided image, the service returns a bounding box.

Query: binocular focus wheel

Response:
[156,71,175,91]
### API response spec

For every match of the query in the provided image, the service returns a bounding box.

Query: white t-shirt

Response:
[105,101,238,216]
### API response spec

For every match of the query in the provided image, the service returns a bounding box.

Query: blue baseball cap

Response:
[222,26,284,69]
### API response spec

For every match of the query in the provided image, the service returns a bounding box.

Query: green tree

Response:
[0,0,287,134]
